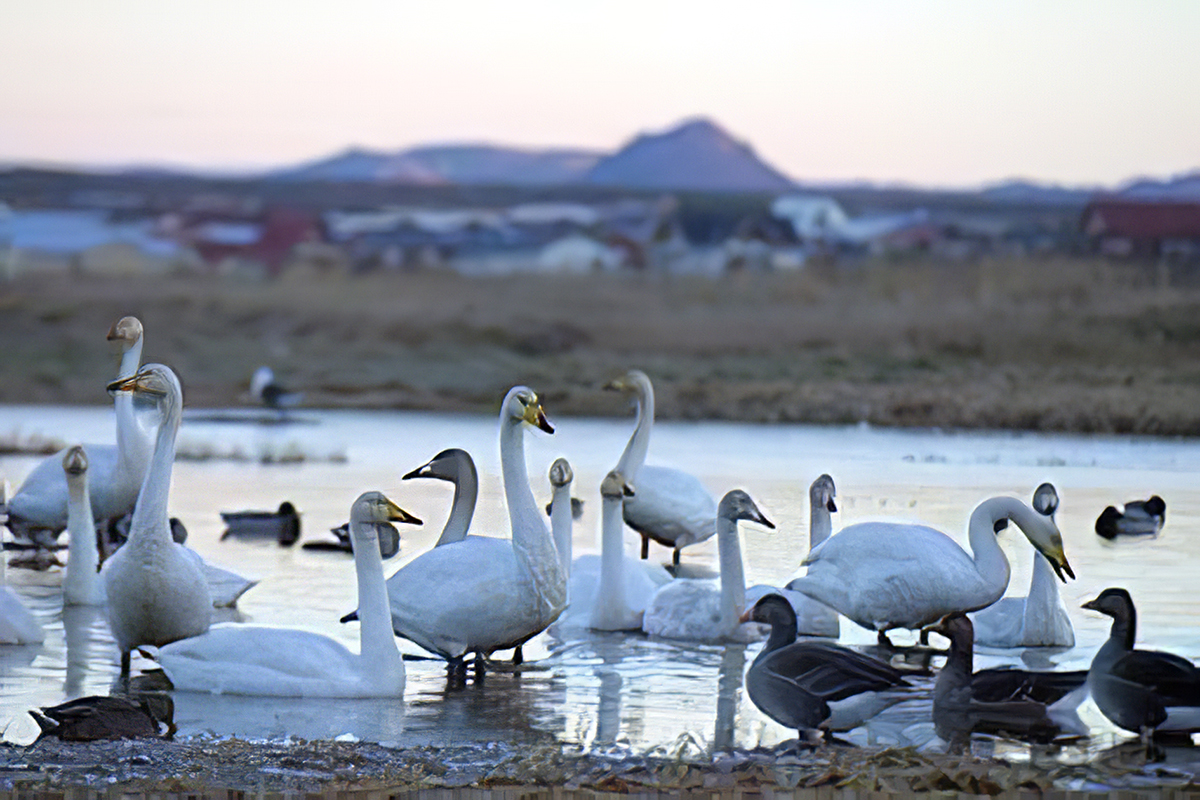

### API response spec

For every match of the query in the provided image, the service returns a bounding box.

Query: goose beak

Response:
[1081,598,1099,611]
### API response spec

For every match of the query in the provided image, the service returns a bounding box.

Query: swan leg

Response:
[118,651,132,691]
[640,535,649,560]
[877,630,895,648]
[512,645,523,665]
[473,652,487,682]
[672,548,681,567]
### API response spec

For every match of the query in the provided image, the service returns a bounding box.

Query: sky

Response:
[2,0,1198,189]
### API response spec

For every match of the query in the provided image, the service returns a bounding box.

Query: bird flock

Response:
[0,316,1195,754]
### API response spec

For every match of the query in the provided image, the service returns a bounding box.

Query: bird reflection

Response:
[61,604,110,697]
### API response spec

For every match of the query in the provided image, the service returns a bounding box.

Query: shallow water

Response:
[2,404,1199,753]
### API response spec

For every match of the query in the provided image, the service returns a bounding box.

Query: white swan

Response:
[746,474,841,638]
[402,448,477,547]
[1,544,44,645]
[62,445,105,606]
[606,370,717,565]
[969,483,1075,648]
[375,387,567,670]
[4,317,152,544]
[642,490,775,642]
[102,364,212,683]
[548,458,574,572]
[787,495,1074,646]
[159,492,419,697]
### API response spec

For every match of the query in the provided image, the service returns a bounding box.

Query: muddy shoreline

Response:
[3,736,1200,795]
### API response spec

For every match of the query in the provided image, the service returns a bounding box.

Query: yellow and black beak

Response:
[385,498,422,527]
[523,396,554,434]
[106,370,163,397]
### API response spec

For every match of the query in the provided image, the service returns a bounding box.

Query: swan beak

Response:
[1052,557,1075,582]
[523,401,554,434]
[384,499,422,526]
[402,461,432,481]
[603,376,628,392]
[827,498,838,513]
[106,370,164,397]
[752,509,775,530]
[623,482,635,497]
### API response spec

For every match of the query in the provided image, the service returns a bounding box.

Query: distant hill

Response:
[585,118,795,193]
[272,144,601,186]
[1116,171,1200,202]
[979,179,1098,206]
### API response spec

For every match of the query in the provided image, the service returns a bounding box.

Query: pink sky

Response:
[2,0,1198,188]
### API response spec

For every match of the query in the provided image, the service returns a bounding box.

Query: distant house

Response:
[1082,198,1200,258]
[164,207,324,276]
[0,207,183,279]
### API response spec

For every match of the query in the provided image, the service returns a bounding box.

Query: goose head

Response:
[718,490,774,529]
[600,469,634,499]
[928,612,974,645]
[503,386,554,433]
[810,474,837,513]
[549,458,573,488]
[1032,482,1059,517]
[349,491,421,559]
[106,316,143,350]
[1082,587,1135,622]
[739,592,796,629]
[403,448,472,483]
[62,445,88,477]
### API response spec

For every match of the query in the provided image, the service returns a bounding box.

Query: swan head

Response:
[810,474,837,513]
[250,366,275,400]
[106,316,143,349]
[349,491,422,560]
[1001,500,1073,582]
[61,445,88,477]
[503,386,554,433]
[1032,482,1059,517]
[600,469,634,499]
[718,490,775,529]
[604,370,652,400]
[549,458,573,488]
[403,448,473,483]
[107,364,182,407]
[739,593,797,629]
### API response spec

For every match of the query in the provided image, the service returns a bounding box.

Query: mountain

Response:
[584,118,795,193]
[271,144,601,186]
[1116,171,1200,202]
[979,179,1098,206]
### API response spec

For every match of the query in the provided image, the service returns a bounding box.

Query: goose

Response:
[1082,588,1200,741]
[402,448,477,547]
[4,316,152,546]
[969,483,1075,648]
[158,492,419,697]
[1095,496,1165,539]
[102,364,213,684]
[31,694,173,741]
[220,501,302,546]
[641,490,774,642]
[606,370,717,565]
[786,495,1074,646]
[62,445,105,606]
[558,469,672,631]
[741,594,910,745]
[1,546,45,645]
[361,387,566,673]
[747,474,841,638]
[929,614,1082,752]
[250,366,303,410]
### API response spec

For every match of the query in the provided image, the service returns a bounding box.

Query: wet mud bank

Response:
[2,737,1200,796]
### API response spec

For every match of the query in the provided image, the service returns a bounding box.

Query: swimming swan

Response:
[969,483,1075,648]
[371,387,567,670]
[548,458,574,572]
[62,446,105,606]
[787,495,1074,646]
[606,370,717,565]
[159,492,420,697]
[102,365,212,683]
[747,474,841,638]
[0,543,44,645]
[5,317,152,544]
[642,490,774,642]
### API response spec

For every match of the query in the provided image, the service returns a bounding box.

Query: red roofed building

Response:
[1082,198,1200,258]
[163,207,324,275]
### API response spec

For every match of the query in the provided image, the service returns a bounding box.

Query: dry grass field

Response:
[2,255,1199,434]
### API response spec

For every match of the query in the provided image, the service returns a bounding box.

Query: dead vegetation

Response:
[2,255,1198,434]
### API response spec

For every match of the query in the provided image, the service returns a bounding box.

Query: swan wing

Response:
[642,579,723,640]
[7,444,138,532]
[790,522,997,631]
[622,465,717,548]
[0,586,45,644]
[385,536,538,658]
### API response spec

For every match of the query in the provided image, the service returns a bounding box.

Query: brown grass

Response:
[2,255,1198,434]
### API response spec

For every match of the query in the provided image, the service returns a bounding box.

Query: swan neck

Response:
[64,473,100,602]
[114,339,146,466]
[435,463,477,547]
[500,415,565,616]
[717,514,747,626]
[550,483,573,572]
[965,497,1017,601]
[1024,551,1060,625]
[615,385,653,480]
[128,394,180,543]
[809,498,833,547]
[597,495,627,610]
[353,522,403,675]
